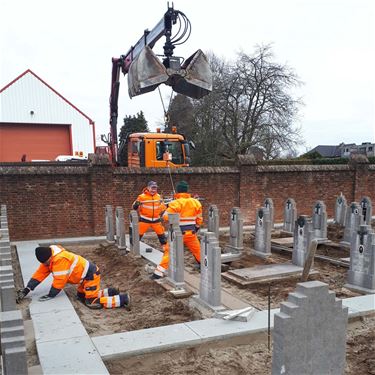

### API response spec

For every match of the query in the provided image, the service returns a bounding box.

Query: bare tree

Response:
[168,45,303,165]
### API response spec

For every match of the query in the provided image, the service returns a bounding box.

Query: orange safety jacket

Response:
[133,188,166,222]
[163,193,203,231]
[31,245,90,291]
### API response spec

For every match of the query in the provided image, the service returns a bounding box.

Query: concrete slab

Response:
[93,323,202,360]
[14,239,109,374]
[33,308,87,343]
[271,237,294,247]
[342,294,375,317]
[37,336,108,374]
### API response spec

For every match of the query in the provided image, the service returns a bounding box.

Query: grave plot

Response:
[60,242,202,336]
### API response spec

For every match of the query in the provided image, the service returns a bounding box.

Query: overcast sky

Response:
[1,0,374,153]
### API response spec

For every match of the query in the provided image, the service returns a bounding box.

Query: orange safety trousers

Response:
[159,230,200,270]
[77,273,123,309]
[139,221,165,237]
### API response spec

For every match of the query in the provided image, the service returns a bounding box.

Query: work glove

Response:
[16,287,30,303]
[39,295,53,302]
[132,201,141,210]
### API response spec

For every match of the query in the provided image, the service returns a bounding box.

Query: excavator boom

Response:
[104,5,212,166]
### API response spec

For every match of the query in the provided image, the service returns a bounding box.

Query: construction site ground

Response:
[13,222,375,374]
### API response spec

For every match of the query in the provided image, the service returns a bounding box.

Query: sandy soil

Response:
[13,222,375,374]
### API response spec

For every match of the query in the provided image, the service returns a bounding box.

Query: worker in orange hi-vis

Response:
[151,180,203,280]
[132,180,168,253]
[16,245,131,310]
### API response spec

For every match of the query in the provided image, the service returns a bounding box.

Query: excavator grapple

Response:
[128,46,212,100]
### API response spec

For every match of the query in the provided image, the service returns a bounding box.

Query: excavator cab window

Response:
[156,141,183,164]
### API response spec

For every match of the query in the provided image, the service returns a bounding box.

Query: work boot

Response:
[192,262,201,271]
[150,273,162,280]
[84,298,103,310]
[120,293,131,311]
[107,287,120,296]
[76,292,85,303]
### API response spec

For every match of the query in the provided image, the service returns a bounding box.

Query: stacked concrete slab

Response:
[272,281,348,375]
[0,205,28,375]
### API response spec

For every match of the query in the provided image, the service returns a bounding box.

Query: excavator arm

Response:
[103,5,212,165]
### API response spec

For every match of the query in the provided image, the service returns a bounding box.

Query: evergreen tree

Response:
[118,111,149,165]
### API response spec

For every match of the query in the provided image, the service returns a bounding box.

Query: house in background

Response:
[0,69,95,162]
[308,142,375,158]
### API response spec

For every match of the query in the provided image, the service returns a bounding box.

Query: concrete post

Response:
[105,205,115,243]
[129,210,140,257]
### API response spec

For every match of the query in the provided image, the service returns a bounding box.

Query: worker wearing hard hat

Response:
[151,180,202,279]
[132,180,168,253]
[16,245,131,310]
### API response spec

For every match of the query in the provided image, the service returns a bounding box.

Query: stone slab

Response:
[344,283,375,295]
[342,294,375,317]
[93,323,202,360]
[185,310,278,341]
[228,263,304,281]
[37,336,108,374]
[271,237,294,247]
[33,307,87,343]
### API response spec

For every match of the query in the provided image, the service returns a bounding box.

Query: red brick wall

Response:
[0,159,373,240]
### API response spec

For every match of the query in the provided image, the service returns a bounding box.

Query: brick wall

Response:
[0,157,373,240]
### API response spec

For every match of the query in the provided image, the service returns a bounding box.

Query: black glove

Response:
[195,226,200,233]
[16,287,30,303]
[132,201,141,210]
[39,295,53,302]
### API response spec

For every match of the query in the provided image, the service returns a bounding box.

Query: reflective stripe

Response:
[180,216,197,220]
[154,265,166,276]
[50,245,63,255]
[179,220,196,225]
[140,215,161,222]
[106,299,112,308]
[69,255,79,276]
[80,260,89,279]
[140,199,162,203]
[114,295,120,307]
[142,204,161,209]
[53,269,69,276]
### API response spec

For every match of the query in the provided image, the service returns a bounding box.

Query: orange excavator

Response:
[101,4,212,167]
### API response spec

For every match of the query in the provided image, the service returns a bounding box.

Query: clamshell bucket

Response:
[168,49,212,99]
[127,46,169,98]
[127,46,212,99]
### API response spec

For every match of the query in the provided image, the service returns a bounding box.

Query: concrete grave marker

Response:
[311,200,328,242]
[283,198,297,234]
[193,232,223,311]
[166,213,185,290]
[115,207,126,250]
[129,210,140,257]
[253,207,272,258]
[292,216,313,267]
[360,196,372,226]
[105,205,115,243]
[272,281,348,375]
[345,225,375,294]
[226,207,244,253]
[334,193,347,226]
[207,205,220,240]
[341,202,362,248]
[264,197,274,228]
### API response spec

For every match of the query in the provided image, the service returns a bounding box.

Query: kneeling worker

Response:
[151,180,203,279]
[16,245,131,310]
